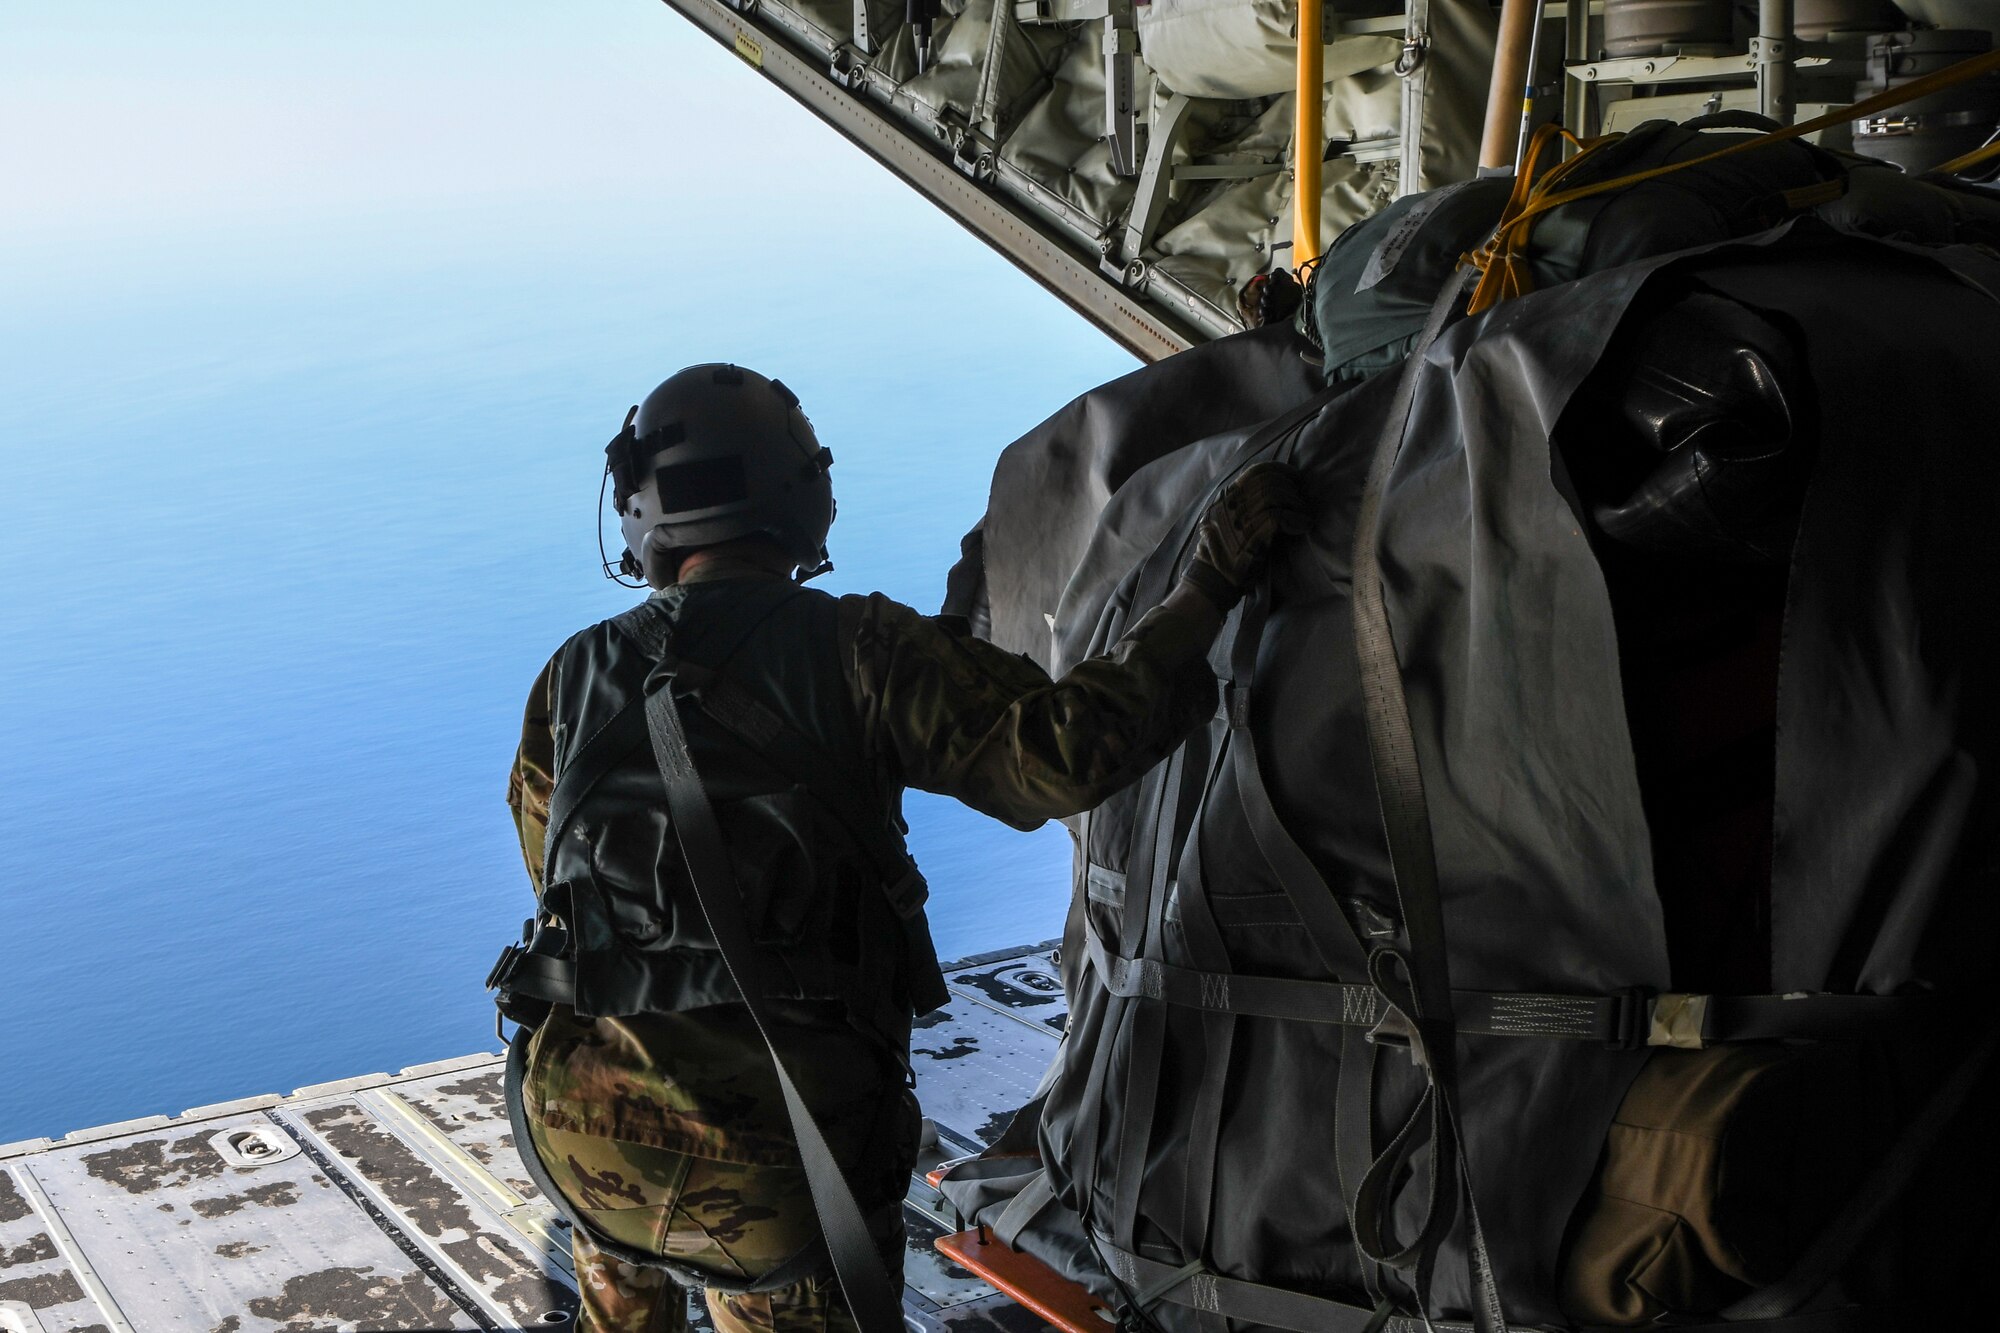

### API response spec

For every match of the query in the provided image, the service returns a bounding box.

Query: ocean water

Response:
[0,4,1136,1143]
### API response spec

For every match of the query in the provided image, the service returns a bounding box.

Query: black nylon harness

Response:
[489,597,935,1333]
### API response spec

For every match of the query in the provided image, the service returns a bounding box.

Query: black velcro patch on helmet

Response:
[712,365,745,386]
[656,456,748,512]
[769,378,799,409]
[641,421,687,448]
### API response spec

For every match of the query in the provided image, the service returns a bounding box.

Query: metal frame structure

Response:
[1555,0,1869,146]
[655,0,1477,360]
[657,0,1206,361]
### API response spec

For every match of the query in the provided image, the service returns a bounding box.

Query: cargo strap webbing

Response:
[1092,1233,1899,1333]
[541,589,800,860]
[991,1167,1059,1250]
[1157,734,1236,1333]
[635,608,909,1333]
[1097,1235,1487,1333]
[1082,926,1932,1048]
[1065,384,1347,1268]
[1347,264,1505,1331]
[1222,581,1391,1304]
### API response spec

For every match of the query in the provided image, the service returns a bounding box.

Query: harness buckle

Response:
[485,941,526,993]
[884,864,931,920]
[1606,987,1656,1051]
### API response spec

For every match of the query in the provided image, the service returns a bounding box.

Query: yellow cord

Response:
[1932,135,2000,179]
[1462,46,2000,315]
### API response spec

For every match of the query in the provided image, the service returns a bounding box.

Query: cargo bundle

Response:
[938,122,2000,1331]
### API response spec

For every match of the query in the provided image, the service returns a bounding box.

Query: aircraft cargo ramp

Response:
[0,947,1066,1333]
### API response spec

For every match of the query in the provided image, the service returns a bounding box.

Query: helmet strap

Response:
[597,458,648,589]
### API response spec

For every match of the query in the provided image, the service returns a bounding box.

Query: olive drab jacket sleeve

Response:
[507,653,558,896]
[840,592,1220,831]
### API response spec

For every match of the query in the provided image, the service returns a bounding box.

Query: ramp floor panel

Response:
[2,946,1062,1332]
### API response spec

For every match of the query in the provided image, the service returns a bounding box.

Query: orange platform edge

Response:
[935,1228,1115,1333]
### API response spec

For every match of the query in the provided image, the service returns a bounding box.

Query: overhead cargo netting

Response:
[656,0,1495,357]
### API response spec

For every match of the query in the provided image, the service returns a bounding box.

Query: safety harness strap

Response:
[543,698,648,866]
[542,588,797,860]
[1224,582,1389,1302]
[615,598,948,1015]
[635,611,909,1333]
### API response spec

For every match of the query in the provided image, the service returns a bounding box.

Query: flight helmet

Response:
[602,364,835,588]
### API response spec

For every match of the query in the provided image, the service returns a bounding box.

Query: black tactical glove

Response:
[1181,460,1309,611]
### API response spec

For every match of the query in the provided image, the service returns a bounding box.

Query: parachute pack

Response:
[937,123,2000,1331]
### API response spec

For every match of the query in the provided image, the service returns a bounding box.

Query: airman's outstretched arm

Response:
[843,461,1305,828]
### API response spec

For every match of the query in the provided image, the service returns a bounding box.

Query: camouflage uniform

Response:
[508,562,1219,1333]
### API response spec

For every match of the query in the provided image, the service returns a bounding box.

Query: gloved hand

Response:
[1180,460,1309,612]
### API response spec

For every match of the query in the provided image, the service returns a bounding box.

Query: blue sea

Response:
[0,3,1135,1144]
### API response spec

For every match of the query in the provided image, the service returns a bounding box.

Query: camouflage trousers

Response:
[528,1110,917,1333]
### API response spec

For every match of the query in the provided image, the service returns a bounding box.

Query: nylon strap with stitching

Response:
[992,1168,1059,1249]
[1107,747,1184,1249]
[1098,1236,1527,1333]
[543,700,648,870]
[642,646,949,1016]
[636,607,909,1333]
[1067,749,1175,1239]
[1171,751,1241,1328]
[1079,928,1928,1045]
[1070,386,1347,1289]
[1224,582,1389,1302]
[1347,263,1506,1331]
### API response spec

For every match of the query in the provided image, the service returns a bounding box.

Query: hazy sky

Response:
[0,2,1137,1138]
[5,3,815,235]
